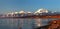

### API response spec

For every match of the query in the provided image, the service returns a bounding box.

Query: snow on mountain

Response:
[34,8,48,14]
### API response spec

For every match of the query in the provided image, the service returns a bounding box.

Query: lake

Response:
[0,18,59,29]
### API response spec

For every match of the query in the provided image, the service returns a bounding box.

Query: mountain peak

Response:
[34,8,48,14]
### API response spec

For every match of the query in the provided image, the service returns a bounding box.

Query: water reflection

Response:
[0,18,59,29]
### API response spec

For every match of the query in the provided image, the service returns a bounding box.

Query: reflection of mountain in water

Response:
[0,18,58,29]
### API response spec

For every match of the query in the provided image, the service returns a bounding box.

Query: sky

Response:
[0,0,60,14]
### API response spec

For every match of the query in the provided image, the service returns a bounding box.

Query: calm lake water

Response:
[0,18,59,29]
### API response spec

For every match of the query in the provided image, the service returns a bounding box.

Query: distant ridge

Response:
[0,8,60,18]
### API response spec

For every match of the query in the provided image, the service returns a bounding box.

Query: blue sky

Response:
[0,0,60,14]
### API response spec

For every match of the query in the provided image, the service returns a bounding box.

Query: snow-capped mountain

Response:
[34,8,48,14]
[34,8,60,16]
[34,8,49,15]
